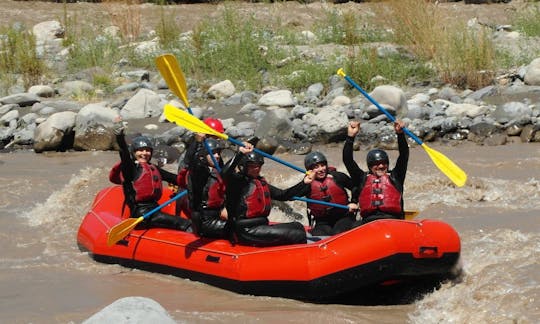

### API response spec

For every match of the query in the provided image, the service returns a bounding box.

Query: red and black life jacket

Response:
[202,169,226,209]
[109,161,123,185]
[358,174,401,216]
[309,174,348,218]
[133,162,162,202]
[177,167,188,188]
[242,177,272,219]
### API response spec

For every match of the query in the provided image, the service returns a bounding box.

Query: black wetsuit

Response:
[343,132,409,224]
[184,139,228,239]
[112,133,191,231]
[221,153,309,247]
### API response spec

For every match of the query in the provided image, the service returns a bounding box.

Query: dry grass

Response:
[380,0,496,90]
[102,0,142,41]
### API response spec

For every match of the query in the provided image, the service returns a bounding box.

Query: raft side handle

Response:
[418,246,439,258]
[206,255,221,263]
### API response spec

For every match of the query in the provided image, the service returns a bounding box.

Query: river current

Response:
[1,141,539,323]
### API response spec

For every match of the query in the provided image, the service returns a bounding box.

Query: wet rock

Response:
[82,297,175,324]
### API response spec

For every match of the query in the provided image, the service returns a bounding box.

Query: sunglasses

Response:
[371,160,388,166]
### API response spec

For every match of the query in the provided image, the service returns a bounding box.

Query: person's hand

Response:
[347,121,360,137]
[348,203,359,213]
[303,171,314,184]
[394,120,405,134]
[195,132,206,142]
[112,116,125,135]
[219,208,228,220]
[239,142,254,154]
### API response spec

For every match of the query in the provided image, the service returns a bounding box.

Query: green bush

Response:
[0,25,47,93]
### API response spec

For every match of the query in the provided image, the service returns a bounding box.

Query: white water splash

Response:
[406,171,540,211]
[23,167,105,227]
[409,229,540,323]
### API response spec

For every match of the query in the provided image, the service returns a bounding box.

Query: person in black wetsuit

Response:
[343,120,409,224]
[221,144,310,247]
[109,122,191,231]
[301,151,358,236]
[175,118,225,218]
[184,137,229,239]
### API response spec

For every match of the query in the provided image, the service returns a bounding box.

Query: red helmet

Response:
[203,118,224,133]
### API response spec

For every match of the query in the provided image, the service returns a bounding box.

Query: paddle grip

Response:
[342,74,424,146]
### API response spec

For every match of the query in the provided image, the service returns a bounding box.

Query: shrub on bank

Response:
[1,0,540,96]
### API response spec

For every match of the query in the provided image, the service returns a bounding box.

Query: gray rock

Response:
[0,93,40,107]
[33,111,77,153]
[73,103,119,151]
[255,108,293,140]
[82,297,176,324]
[120,88,166,120]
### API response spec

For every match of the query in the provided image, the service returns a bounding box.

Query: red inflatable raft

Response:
[77,186,461,303]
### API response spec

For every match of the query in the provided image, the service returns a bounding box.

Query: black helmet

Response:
[304,151,327,170]
[204,138,223,154]
[366,149,389,168]
[131,136,153,153]
[241,151,264,166]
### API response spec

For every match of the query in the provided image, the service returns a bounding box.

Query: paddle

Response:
[292,196,419,220]
[156,54,192,114]
[106,189,188,246]
[156,54,221,171]
[164,103,307,174]
[337,68,467,187]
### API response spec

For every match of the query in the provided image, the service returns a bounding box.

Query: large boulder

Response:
[73,103,120,151]
[524,57,540,86]
[33,111,76,153]
[366,85,408,119]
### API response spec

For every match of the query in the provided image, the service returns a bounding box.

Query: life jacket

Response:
[242,177,272,219]
[359,173,402,217]
[202,169,226,209]
[109,161,123,185]
[177,167,189,188]
[133,162,162,202]
[309,173,348,218]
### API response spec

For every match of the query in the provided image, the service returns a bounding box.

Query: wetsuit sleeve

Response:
[182,135,202,170]
[332,170,354,192]
[391,133,409,188]
[220,152,243,181]
[114,133,137,208]
[158,167,178,184]
[115,133,136,182]
[343,135,366,202]
[269,179,309,201]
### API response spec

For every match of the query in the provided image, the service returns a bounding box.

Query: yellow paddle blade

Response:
[421,143,467,187]
[404,210,419,220]
[155,54,189,107]
[107,217,144,246]
[163,104,228,140]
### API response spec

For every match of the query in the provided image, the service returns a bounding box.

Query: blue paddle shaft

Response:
[203,140,221,172]
[343,75,423,145]
[227,137,306,174]
[293,196,349,210]
[142,189,187,220]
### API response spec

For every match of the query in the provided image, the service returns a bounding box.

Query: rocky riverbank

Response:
[1,1,540,164]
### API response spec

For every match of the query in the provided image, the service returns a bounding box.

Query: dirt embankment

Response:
[0,1,520,35]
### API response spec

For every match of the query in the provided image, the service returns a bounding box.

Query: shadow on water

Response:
[317,274,464,306]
